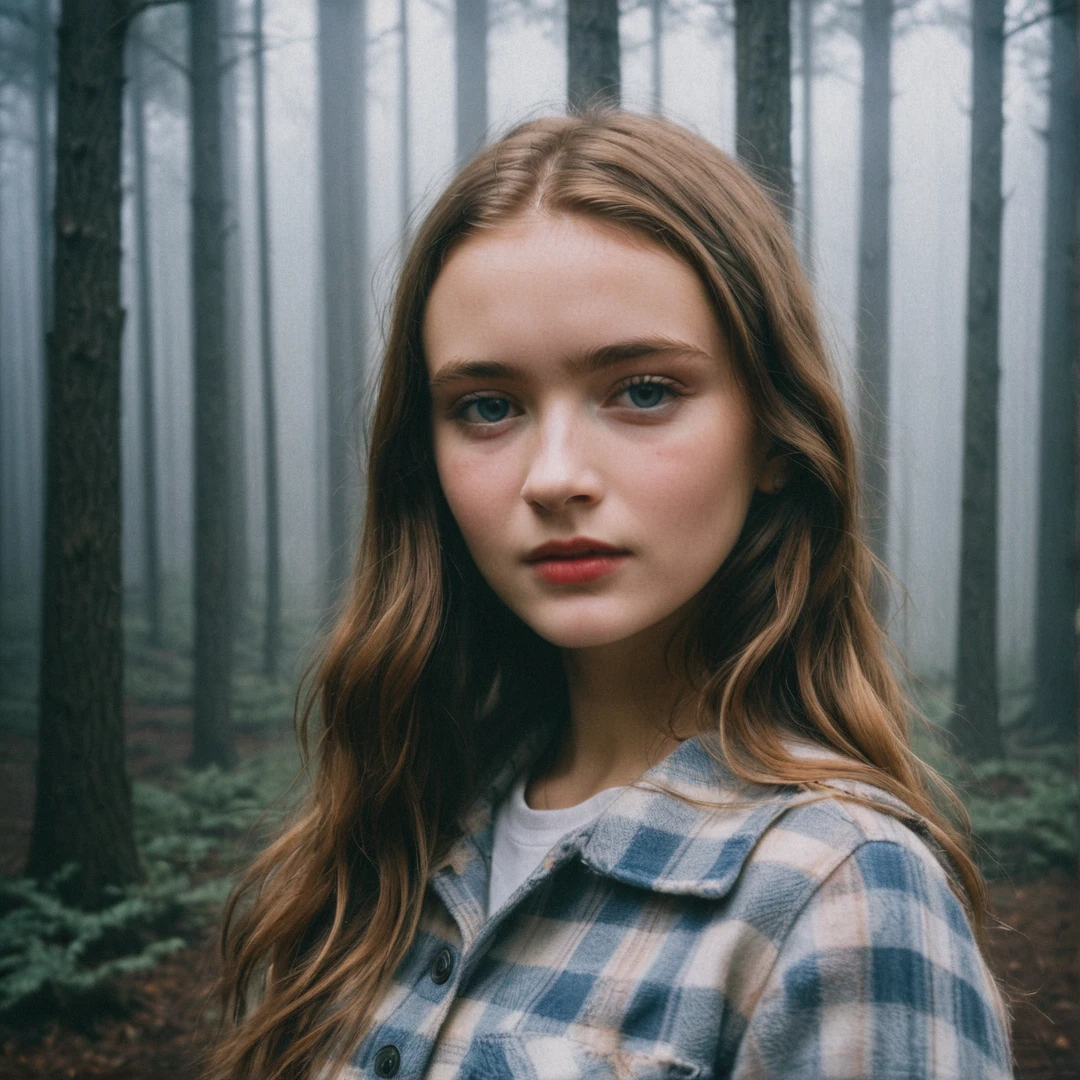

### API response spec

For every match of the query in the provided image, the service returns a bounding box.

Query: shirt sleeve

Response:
[728,839,1013,1080]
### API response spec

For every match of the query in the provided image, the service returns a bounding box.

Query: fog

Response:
[0,0,1054,684]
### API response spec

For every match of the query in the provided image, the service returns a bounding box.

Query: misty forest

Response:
[0,0,1076,1075]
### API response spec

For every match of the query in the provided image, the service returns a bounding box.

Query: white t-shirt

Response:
[487,773,626,919]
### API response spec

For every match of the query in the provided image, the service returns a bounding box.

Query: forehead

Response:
[422,213,725,376]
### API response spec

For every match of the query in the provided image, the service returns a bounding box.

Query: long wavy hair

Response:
[206,111,997,1080]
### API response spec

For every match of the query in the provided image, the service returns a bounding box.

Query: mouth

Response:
[524,539,630,585]
[524,538,629,563]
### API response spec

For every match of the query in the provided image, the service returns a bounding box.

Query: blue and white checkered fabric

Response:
[342,732,1012,1079]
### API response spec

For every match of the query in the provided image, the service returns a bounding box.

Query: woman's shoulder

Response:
[705,752,1012,1078]
[751,771,953,887]
[578,734,949,902]
[727,782,1012,1078]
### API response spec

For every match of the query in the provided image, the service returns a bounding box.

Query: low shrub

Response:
[965,749,1077,878]
[0,869,183,1029]
[0,745,304,1030]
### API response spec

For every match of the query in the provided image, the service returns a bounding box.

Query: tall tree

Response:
[189,0,237,769]
[220,0,249,619]
[1033,0,1078,743]
[399,0,410,232]
[130,34,162,648]
[253,0,281,678]
[0,12,41,605]
[25,0,141,906]
[855,0,892,589]
[318,0,368,597]
[734,0,793,217]
[954,0,1005,762]
[455,0,487,164]
[567,0,620,110]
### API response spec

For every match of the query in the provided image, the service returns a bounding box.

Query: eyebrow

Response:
[427,337,710,394]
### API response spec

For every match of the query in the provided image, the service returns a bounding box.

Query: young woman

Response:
[207,112,1011,1080]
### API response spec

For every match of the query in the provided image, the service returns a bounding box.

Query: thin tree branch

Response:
[1005,0,1076,39]
[131,28,189,76]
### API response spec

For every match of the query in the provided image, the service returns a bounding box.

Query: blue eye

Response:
[620,378,677,409]
[460,396,512,423]
[626,382,666,408]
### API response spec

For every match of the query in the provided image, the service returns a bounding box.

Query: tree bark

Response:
[130,35,162,648]
[734,0,792,219]
[455,0,488,165]
[567,0,620,111]
[855,0,892,599]
[253,0,281,678]
[954,0,1005,762]
[1033,0,1078,744]
[25,0,140,906]
[317,0,368,600]
[220,0,249,622]
[189,0,237,770]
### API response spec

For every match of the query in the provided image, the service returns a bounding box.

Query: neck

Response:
[526,613,700,809]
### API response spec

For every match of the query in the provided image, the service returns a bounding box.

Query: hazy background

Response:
[0,0,1054,681]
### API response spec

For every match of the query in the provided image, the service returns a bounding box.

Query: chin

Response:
[519,603,668,651]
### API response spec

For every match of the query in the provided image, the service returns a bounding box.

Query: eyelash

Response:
[450,375,684,425]
[617,374,682,407]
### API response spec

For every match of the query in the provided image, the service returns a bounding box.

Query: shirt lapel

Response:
[578,735,804,898]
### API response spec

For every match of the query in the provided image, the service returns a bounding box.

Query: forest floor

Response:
[0,705,1078,1078]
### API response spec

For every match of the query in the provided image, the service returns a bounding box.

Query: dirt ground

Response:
[1,714,1077,1080]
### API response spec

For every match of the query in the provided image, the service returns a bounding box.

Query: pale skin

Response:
[425,213,788,810]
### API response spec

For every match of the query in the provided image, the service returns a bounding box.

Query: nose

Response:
[519,407,603,512]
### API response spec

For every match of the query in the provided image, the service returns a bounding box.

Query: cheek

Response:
[434,441,517,554]
[626,425,758,542]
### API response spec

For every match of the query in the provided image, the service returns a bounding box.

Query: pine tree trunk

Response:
[253,0,281,678]
[130,37,162,649]
[855,0,891,594]
[954,0,1005,763]
[25,0,139,907]
[1033,0,1078,744]
[189,0,237,770]
[220,0,249,624]
[317,0,368,599]
[455,0,488,165]
[734,0,792,218]
[567,0,620,111]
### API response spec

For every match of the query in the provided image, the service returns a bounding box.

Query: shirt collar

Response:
[433,725,807,910]
[577,734,803,898]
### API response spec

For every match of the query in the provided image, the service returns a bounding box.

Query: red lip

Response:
[524,537,628,562]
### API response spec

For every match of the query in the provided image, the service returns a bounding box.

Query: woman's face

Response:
[424,212,775,651]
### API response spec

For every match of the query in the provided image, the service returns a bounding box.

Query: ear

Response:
[755,451,792,495]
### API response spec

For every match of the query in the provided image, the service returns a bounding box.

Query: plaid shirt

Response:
[342,731,1011,1080]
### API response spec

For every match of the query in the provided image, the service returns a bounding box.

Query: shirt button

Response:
[373,1044,400,1077]
[430,947,454,985]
